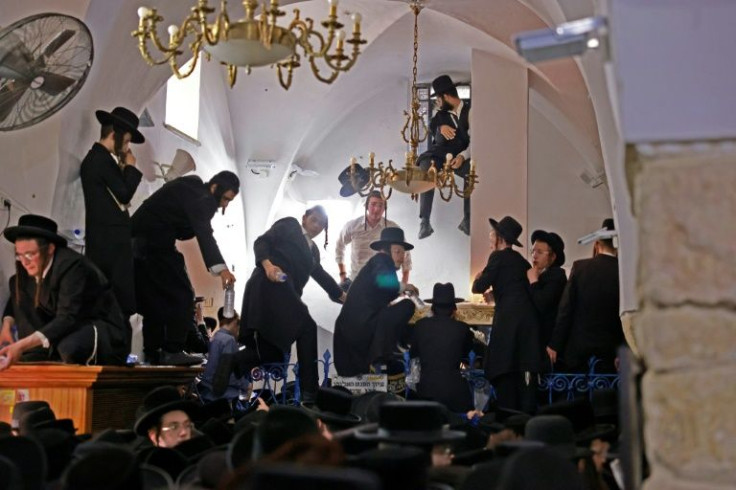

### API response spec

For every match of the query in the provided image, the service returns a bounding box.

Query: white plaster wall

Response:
[527,106,613,266]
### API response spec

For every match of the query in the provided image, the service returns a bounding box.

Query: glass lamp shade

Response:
[388,168,436,194]
[205,20,297,67]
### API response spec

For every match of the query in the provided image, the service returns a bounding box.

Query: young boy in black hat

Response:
[0,214,130,370]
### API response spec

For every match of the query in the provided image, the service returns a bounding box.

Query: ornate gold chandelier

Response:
[346,0,477,201]
[133,0,367,89]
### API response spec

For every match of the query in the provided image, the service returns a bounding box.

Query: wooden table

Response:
[0,364,202,433]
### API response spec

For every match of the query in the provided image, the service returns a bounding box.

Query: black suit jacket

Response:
[411,315,474,412]
[549,254,623,370]
[334,253,402,375]
[472,248,541,378]
[131,175,225,269]
[421,102,470,164]
[242,217,342,352]
[80,143,142,314]
[4,247,129,363]
[530,266,567,347]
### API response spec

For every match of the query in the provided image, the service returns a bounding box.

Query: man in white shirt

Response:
[335,191,412,288]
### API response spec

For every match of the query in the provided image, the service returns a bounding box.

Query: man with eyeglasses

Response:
[0,215,130,371]
[134,386,197,448]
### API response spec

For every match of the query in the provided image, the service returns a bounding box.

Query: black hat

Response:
[432,75,455,97]
[95,106,145,144]
[10,401,50,430]
[530,229,566,267]
[251,406,320,459]
[29,428,78,481]
[602,218,615,230]
[524,415,592,460]
[302,387,362,428]
[136,446,188,481]
[338,163,370,197]
[198,418,233,447]
[489,216,523,247]
[62,445,143,490]
[134,386,199,436]
[369,227,414,251]
[20,407,77,436]
[537,398,617,444]
[0,435,47,490]
[351,391,403,424]
[354,401,466,444]
[4,214,67,246]
[424,282,463,306]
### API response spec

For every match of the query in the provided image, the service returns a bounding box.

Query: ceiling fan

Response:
[0,13,94,131]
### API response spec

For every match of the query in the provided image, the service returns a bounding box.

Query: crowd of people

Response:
[0,75,627,488]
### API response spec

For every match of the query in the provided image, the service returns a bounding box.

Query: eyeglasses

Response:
[15,250,41,262]
[160,421,194,433]
[530,248,551,256]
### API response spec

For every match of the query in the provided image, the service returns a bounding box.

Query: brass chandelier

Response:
[133,0,367,89]
[346,0,477,201]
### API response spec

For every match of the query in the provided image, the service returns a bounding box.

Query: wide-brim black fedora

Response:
[489,216,522,247]
[4,214,67,247]
[354,401,465,445]
[338,163,370,197]
[432,74,455,97]
[530,229,566,267]
[95,106,145,144]
[134,386,199,436]
[424,282,463,306]
[370,227,414,251]
[302,388,362,427]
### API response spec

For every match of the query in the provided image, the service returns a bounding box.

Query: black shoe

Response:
[212,353,235,397]
[158,350,203,367]
[418,220,434,239]
[458,216,470,236]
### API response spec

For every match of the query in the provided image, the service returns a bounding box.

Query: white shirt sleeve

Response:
[335,219,355,264]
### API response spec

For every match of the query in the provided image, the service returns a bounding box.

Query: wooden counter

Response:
[0,363,202,433]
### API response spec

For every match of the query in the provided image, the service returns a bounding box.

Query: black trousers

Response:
[20,323,118,365]
[367,299,416,366]
[492,371,538,415]
[133,240,194,355]
[86,225,136,317]
[236,321,321,396]
[418,153,470,221]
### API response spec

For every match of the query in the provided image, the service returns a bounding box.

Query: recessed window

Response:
[164,56,201,143]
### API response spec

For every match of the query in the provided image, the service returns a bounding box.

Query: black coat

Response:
[472,248,542,379]
[241,217,342,352]
[420,102,470,164]
[334,253,404,376]
[529,266,567,348]
[411,315,474,412]
[548,254,623,370]
[80,142,142,315]
[131,175,224,268]
[4,247,130,364]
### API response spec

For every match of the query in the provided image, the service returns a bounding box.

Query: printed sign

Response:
[332,374,388,394]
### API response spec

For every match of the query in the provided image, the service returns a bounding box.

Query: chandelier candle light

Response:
[133,0,367,89]
[347,0,477,201]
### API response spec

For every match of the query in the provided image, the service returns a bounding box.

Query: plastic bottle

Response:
[223,282,235,318]
[276,272,288,283]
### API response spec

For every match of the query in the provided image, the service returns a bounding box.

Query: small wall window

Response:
[164,56,201,143]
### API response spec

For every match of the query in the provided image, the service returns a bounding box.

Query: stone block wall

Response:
[633,145,736,489]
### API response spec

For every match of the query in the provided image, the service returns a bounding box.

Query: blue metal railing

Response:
[243,349,619,407]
